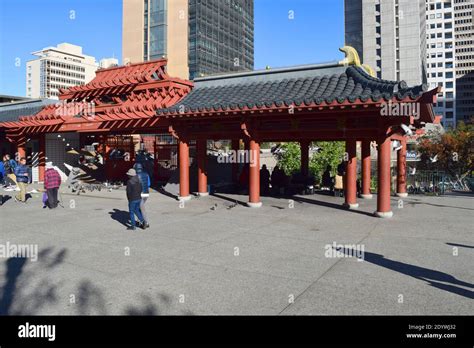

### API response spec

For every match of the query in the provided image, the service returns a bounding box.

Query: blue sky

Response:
[0,0,344,96]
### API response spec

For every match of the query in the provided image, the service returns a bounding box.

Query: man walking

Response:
[14,157,29,203]
[126,168,145,230]
[3,154,18,187]
[44,162,61,209]
[134,163,150,229]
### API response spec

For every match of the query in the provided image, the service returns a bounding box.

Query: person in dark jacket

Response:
[0,159,5,185]
[134,163,150,229]
[14,157,29,203]
[3,154,18,187]
[44,162,62,209]
[126,168,145,230]
[260,165,270,195]
[322,165,334,193]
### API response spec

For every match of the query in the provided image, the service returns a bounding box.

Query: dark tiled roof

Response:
[0,99,57,122]
[157,64,429,115]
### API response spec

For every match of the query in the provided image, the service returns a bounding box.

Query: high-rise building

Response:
[26,43,98,100]
[454,0,474,123]
[345,0,427,86]
[425,0,457,128]
[122,0,254,80]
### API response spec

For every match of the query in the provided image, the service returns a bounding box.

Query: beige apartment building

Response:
[26,43,98,100]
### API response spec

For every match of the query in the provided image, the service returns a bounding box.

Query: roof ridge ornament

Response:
[339,46,375,77]
[339,46,361,67]
[362,64,376,77]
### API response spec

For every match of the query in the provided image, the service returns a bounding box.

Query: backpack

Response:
[4,160,15,174]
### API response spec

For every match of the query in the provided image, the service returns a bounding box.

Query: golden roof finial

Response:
[339,46,361,66]
[339,46,376,77]
[362,64,376,77]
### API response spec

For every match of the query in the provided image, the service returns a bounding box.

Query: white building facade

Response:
[454,0,474,124]
[26,43,98,100]
[425,0,457,128]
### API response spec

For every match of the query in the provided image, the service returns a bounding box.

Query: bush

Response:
[276,141,346,183]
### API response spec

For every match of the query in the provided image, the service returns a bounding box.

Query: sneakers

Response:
[136,221,149,230]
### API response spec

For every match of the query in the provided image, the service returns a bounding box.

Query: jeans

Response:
[140,196,148,223]
[128,200,144,228]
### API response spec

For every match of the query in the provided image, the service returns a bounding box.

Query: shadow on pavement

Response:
[292,196,376,217]
[337,247,474,299]
[446,242,474,249]
[407,200,474,211]
[0,247,193,315]
[0,247,67,315]
[0,257,27,315]
[109,209,130,227]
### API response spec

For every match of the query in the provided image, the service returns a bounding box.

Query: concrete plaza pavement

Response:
[0,186,473,315]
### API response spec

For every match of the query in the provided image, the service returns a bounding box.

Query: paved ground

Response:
[0,185,473,315]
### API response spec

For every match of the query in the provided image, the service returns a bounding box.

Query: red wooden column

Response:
[343,139,359,209]
[38,134,46,182]
[197,139,208,196]
[396,138,408,198]
[375,137,393,218]
[231,139,240,183]
[178,138,191,201]
[248,138,262,208]
[361,140,373,199]
[300,140,310,177]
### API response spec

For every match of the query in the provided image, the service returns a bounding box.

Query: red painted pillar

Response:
[344,139,358,209]
[375,137,393,218]
[361,140,372,199]
[397,138,408,197]
[178,138,191,201]
[231,139,240,183]
[248,138,261,208]
[38,134,46,182]
[300,140,310,177]
[197,139,208,196]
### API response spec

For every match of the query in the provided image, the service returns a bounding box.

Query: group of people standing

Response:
[0,154,62,208]
[238,164,289,196]
[0,155,30,204]
[1,151,151,230]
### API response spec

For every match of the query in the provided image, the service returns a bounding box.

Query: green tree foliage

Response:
[309,141,345,182]
[276,141,345,183]
[276,142,301,176]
